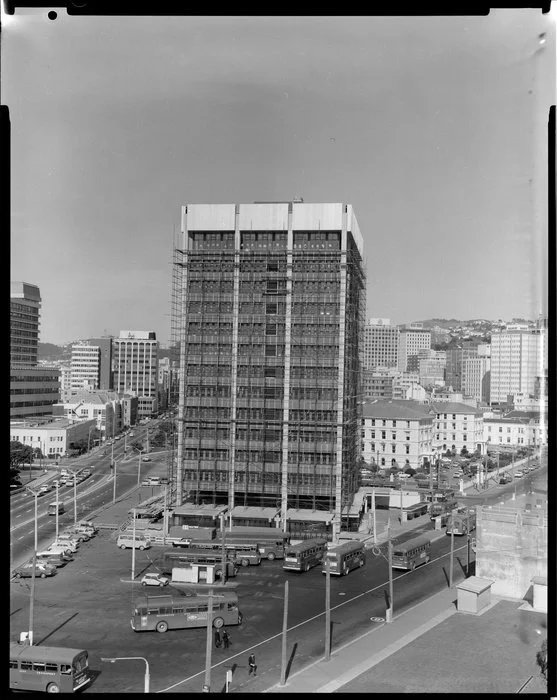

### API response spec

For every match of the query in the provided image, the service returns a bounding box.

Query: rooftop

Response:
[362,399,433,420]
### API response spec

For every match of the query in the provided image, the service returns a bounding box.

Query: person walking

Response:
[222,629,230,649]
[248,653,257,676]
[214,630,221,649]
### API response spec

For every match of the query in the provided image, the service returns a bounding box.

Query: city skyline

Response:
[5,10,554,345]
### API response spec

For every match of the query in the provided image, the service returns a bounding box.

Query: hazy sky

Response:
[4,10,555,345]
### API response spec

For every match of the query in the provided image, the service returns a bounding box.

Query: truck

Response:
[446,509,476,536]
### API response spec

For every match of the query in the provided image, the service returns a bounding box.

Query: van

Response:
[36,551,69,567]
[117,534,151,550]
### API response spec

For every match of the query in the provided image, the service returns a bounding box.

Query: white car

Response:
[142,456,152,462]
[53,537,79,552]
[141,572,169,588]
[514,471,524,478]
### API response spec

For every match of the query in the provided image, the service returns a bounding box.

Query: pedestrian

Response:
[248,653,257,676]
[222,629,230,649]
[214,630,221,649]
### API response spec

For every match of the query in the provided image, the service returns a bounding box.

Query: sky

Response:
[4,9,555,345]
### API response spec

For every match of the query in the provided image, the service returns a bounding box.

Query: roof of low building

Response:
[431,401,483,415]
[362,399,433,420]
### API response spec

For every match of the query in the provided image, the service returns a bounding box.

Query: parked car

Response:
[514,470,524,478]
[38,484,52,494]
[141,572,169,587]
[14,562,57,578]
[129,432,135,437]
[46,544,74,556]
[117,534,151,550]
[142,456,152,462]
[36,551,70,567]
[142,476,161,486]
[77,520,98,533]
[62,528,90,542]
[51,538,79,553]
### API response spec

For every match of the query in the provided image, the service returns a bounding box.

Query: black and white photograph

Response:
[6,6,553,694]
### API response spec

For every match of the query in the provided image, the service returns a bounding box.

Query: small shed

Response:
[531,576,547,612]
[456,576,494,614]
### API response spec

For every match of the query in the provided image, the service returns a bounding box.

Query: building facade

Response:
[362,319,399,370]
[362,369,394,399]
[113,331,159,418]
[10,417,97,459]
[397,328,431,372]
[490,329,546,406]
[417,348,446,387]
[174,201,366,524]
[361,399,434,470]
[484,411,547,449]
[444,341,481,393]
[10,367,60,419]
[431,401,484,455]
[463,356,491,404]
[53,390,125,437]
[70,342,101,390]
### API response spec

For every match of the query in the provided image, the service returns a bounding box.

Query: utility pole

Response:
[137,450,142,486]
[400,485,404,524]
[203,591,213,692]
[131,508,136,582]
[73,471,77,525]
[372,488,377,545]
[220,513,227,585]
[28,550,36,646]
[449,508,455,587]
[162,486,168,546]
[112,458,117,505]
[466,508,471,578]
[55,481,60,540]
[387,538,394,623]
[280,580,289,685]
[324,555,331,660]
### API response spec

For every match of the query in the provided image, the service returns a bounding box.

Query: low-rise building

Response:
[10,417,97,459]
[361,399,434,470]
[52,390,127,438]
[431,401,484,455]
[484,410,547,449]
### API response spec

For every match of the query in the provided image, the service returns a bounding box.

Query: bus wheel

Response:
[41,572,47,578]
[359,558,364,567]
[241,559,249,567]
[46,682,60,693]
[156,621,168,633]
[343,566,348,576]
[267,552,276,561]
[425,556,430,564]
[213,617,224,629]
[410,561,416,571]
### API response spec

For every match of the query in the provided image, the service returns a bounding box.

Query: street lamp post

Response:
[101,657,150,693]
[26,486,40,646]
[55,480,60,540]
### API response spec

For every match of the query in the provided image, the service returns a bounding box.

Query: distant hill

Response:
[38,342,67,358]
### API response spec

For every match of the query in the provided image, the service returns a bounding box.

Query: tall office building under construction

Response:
[171,201,365,526]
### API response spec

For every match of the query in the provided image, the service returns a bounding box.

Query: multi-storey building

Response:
[417,348,446,387]
[10,417,97,459]
[53,389,126,437]
[431,401,484,455]
[363,368,394,399]
[489,329,545,406]
[362,319,399,370]
[113,331,159,418]
[10,282,59,418]
[70,342,101,390]
[173,201,365,526]
[484,409,547,449]
[463,356,491,404]
[397,327,431,372]
[444,341,481,392]
[361,399,434,470]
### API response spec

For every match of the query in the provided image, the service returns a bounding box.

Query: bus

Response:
[131,592,243,633]
[225,527,290,560]
[403,502,429,520]
[48,501,65,516]
[430,499,458,520]
[180,540,262,566]
[9,642,90,693]
[391,535,431,570]
[446,509,476,536]
[161,549,239,578]
[322,540,366,576]
[283,538,328,572]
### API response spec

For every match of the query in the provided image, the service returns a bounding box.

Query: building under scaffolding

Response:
[171,202,366,529]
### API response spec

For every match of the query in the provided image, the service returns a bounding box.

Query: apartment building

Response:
[173,201,365,525]
[417,348,446,387]
[362,318,399,370]
[463,356,491,404]
[490,329,546,406]
[113,331,159,418]
[361,399,434,470]
[444,341,481,392]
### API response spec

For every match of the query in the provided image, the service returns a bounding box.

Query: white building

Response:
[397,328,431,372]
[113,331,159,418]
[10,417,97,459]
[363,319,399,370]
[70,342,101,391]
[490,329,546,405]
[361,399,434,470]
[417,349,446,387]
[463,356,491,404]
[431,401,484,455]
[484,410,547,449]
[53,390,125,437]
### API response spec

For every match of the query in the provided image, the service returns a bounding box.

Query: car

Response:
[142,476,161,486]
[51,538,79,553]
[38,484,52,494]
[129,432,135,437]
[141,572,170,588]
[142,456,152,462]
[62,528,91,542]
[514,471,524,478]
[77,520,98,532]
[14,562,57,578]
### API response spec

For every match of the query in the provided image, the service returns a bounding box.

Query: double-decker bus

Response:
[9,642,90,693]
[131,592,243,633]
[322,540,366,576]
[180,540,262,566]
[47,501,65,516]
[161,549,239,578]
[391,535,431,570]
[283,538,328,572]
[225,527,290,560]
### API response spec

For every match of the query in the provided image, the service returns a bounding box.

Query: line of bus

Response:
[283,538,328,572]
[391,535,431,570]
[177,540,262,566]
[223,526,290,560]
[131,592,243,633]
[9,643,90,693]
[322,540,366,576]
[161,549,239,578]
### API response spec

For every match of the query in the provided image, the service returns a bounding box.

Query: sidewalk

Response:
[264,586,458,693]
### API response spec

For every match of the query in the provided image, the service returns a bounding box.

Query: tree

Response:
[404,467,417,476]
[536,638,547,682]
[10,441,33,470]
[68,439,88,455]
[460,446,469,456]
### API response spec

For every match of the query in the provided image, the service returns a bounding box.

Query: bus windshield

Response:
[9,643,90,693]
